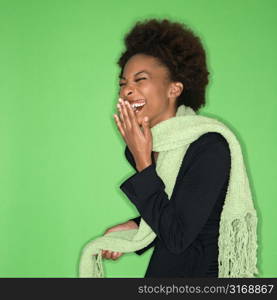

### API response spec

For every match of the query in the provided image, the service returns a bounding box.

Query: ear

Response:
[170,82,183,97]
[168,82,184,100]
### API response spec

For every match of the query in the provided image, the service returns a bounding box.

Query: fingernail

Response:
[119,98,123,103]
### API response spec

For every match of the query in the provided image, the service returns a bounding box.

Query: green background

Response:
[0,0,275,277]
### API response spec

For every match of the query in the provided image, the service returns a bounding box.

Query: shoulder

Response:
[174,132,231,193]
[194,132,229,146]
[184,132,231,170]
[190,132,230,155]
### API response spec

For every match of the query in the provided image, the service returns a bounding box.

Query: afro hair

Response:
[117,18,210,112]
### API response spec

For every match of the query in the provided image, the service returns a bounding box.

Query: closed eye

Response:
[119,77,146,87]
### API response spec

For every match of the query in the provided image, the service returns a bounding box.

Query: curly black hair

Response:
[117,18,210,112]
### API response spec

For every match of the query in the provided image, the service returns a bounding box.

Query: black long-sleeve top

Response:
[120,132,231,278]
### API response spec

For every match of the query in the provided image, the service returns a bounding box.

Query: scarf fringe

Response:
[94,249,104,277]
[218,212,259,278]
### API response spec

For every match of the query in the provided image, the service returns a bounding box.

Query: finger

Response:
[106,251,112,259]
[117,102,126,129]
[115,252,122,258]
[121,100,132,128]
[111,252,118,260]
[113,252,122,260]
[142,116,151,140]
[109,251,115,259]
[114,114,126,140]
[124,101,140,130]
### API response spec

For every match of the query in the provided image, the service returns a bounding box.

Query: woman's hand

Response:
[114,98,152,171]
[101,220,139,260]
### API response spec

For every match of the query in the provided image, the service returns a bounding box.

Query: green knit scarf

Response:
[78,105,259,278]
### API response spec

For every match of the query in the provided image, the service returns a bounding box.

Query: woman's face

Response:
[118,54,183,128]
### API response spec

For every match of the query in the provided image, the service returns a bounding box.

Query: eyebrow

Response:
[119,70,150,80]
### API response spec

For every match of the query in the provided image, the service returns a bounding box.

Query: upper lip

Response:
[126,99,146,105]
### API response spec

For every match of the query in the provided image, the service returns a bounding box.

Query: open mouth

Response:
[135,105,145,114]
[131,103,146,114]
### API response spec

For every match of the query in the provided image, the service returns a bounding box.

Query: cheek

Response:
[148,96,166,114]
[142,86,167,115]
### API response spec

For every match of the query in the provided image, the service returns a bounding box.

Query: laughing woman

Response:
[79,18,258,278]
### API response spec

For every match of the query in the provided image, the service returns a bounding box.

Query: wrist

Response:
[127,220,139,229]
[136,161,152,172]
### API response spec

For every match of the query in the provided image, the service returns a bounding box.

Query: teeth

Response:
[131,103,145,110]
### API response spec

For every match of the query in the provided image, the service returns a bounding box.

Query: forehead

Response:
[121,54,167,79]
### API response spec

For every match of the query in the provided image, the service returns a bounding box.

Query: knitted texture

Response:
[78,105,259,278]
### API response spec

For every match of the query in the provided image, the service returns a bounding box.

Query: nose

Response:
[120,83,134,99]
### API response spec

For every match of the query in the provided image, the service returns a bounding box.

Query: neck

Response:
[149,106,177,128]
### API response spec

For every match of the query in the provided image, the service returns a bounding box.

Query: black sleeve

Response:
[120,134,231,255]
[125,145,156,255]
[124,146,138,172]
[128,216,156,255]
[124,148,141,229]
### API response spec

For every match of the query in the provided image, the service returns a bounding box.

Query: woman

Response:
[102,18,231,277]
